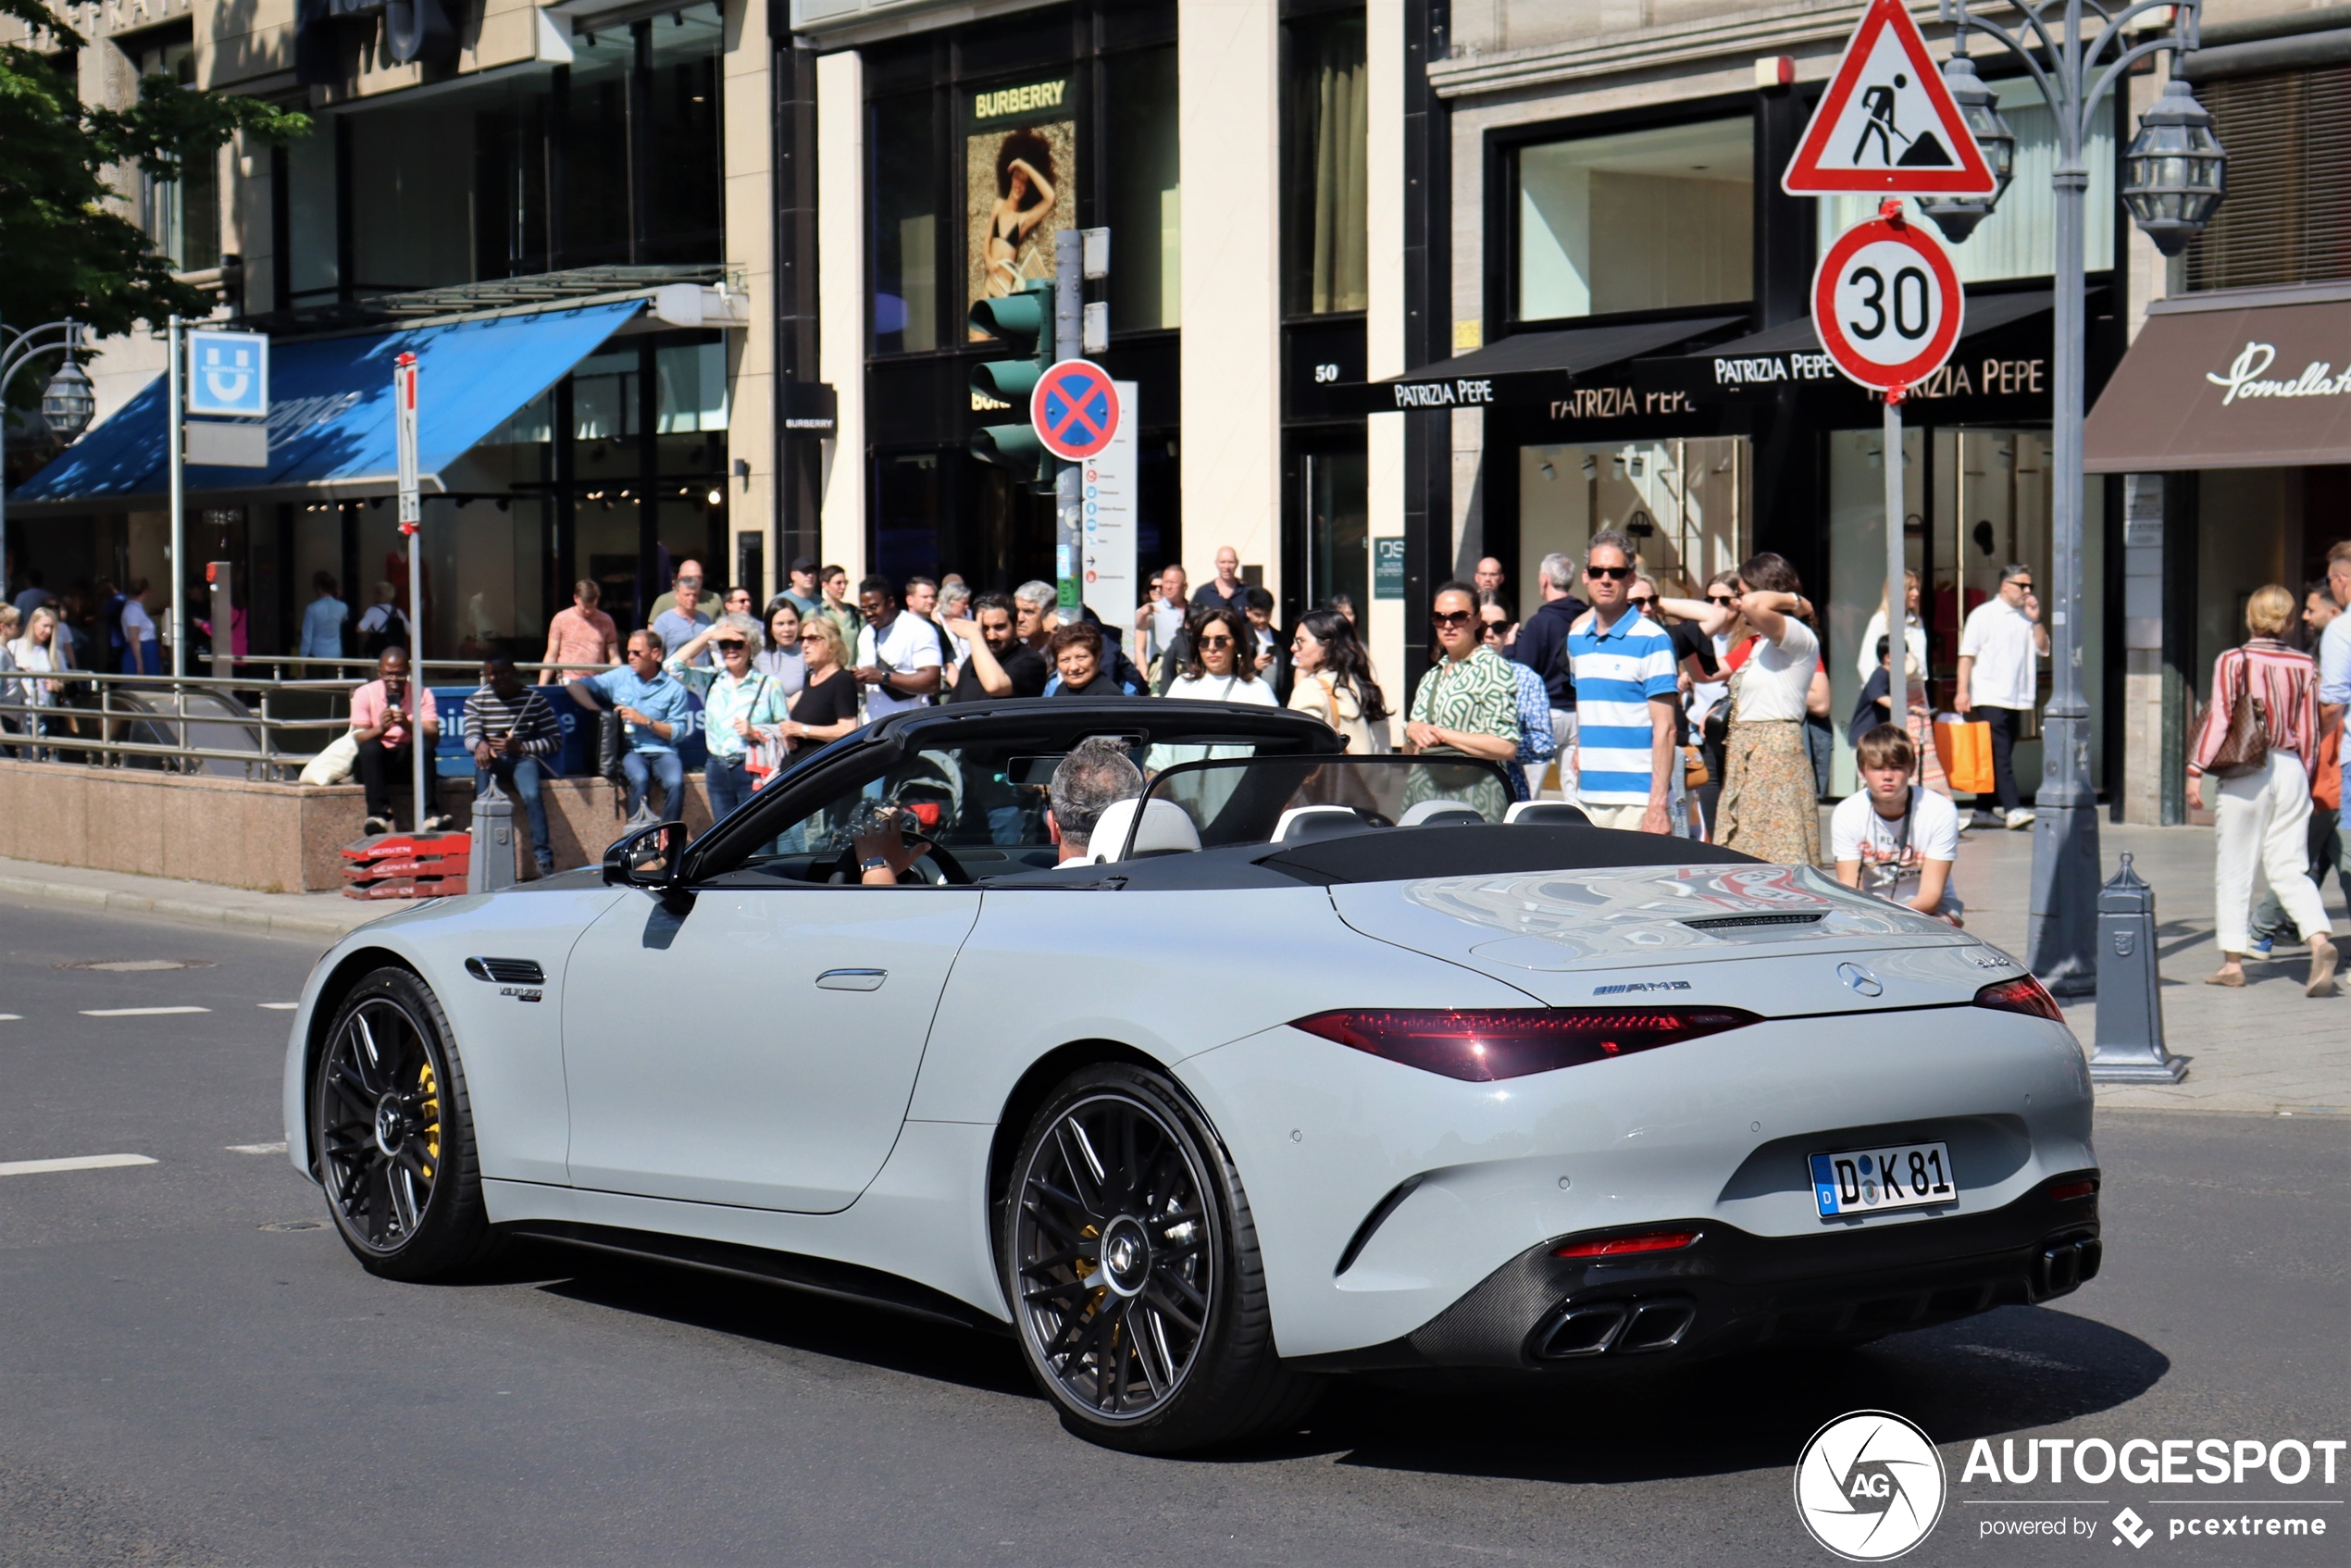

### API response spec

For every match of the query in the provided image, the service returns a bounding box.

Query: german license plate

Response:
[1810,1142,1956,1218]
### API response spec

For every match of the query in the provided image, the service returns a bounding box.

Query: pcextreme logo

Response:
[1795,1411,1948,1561]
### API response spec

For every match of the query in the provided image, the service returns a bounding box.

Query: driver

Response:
[847,738,1142,883]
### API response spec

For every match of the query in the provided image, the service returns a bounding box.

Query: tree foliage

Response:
[0,0,309,346]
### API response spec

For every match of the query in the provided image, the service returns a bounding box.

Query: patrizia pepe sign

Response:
[2206,340,2351,405]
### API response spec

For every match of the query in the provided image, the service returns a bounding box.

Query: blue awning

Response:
[15,300,642,506]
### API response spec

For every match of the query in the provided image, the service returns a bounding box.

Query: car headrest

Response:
[1397,799,1485,828]
[1505,801,1593,827]
[1085,797,1201,862]
[1272,805,1371,843]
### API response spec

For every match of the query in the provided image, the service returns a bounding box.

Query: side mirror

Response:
[603,821,686,888]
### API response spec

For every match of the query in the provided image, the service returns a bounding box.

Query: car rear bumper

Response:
[1291,1172,2100,1373]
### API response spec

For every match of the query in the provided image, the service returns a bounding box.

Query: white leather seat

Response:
[1397,799,1485,828]
[1084,797,1202,862]
[1505,801,1592,827]
[1271,805,1367,843]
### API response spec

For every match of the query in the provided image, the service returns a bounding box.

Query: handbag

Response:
[2198,653,2269,778]
[1935,716,1996,795]
[299,730,359,786]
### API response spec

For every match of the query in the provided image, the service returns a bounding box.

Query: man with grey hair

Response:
[1046,739,1144,865]
[1511,548,1589,797]
[1013,580,1059,654]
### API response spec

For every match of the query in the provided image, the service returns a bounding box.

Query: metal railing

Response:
[0,661,618,781]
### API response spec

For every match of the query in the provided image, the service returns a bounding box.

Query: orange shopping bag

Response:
[1934,717,1995,795]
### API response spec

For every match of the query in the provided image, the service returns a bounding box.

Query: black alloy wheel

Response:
[1004,1064,1318,1453]
[312,966,499,1280]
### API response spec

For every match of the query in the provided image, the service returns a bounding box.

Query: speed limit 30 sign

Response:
[1812,205,1963,397]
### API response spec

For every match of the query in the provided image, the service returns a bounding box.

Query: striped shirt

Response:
[2191,639,2320,775]
[463,686,561,757]
[1566,609,1678,805]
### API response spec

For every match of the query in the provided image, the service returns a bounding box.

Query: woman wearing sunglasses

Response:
[668,612,793,818]
[1402,582,1519,821]
[1163,604,1277,709]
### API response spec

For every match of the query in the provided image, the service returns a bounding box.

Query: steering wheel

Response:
[911,841,972,885]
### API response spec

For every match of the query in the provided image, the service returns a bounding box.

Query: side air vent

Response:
[1681,912,1825,931]
[466,956,545,985]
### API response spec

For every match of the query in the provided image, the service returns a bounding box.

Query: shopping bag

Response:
[1935,716,1995,795]
[298,731,359,787]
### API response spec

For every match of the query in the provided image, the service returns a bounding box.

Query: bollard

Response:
[467,779,519,895]
[2089,853,2188,1083]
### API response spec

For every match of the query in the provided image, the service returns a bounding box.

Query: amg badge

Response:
[1592,979,1693,996]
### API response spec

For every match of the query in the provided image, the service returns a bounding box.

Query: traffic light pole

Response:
[1053,230,1083,616]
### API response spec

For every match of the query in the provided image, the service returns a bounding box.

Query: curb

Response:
[0,871,384,944]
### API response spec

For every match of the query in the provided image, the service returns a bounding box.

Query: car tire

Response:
[1001,1062,1320,1454]
[311,965,502,1281]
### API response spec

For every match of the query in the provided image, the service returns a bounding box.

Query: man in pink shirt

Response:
[349,647,442,833]
[539,579,620,684]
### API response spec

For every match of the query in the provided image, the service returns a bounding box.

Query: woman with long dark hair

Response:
[1715,552,1823,865]
[1287,609,1389,753]
[985,129,1058,296]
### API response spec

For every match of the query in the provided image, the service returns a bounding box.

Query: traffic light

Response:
[969,279,1054,485]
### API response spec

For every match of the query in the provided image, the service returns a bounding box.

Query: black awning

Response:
[1373,316,1746,412]
[1635,291,2055,401]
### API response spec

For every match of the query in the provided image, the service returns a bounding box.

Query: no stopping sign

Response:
[1812,211,1963,395]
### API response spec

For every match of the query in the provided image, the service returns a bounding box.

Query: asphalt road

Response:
[1,894,2344,1568]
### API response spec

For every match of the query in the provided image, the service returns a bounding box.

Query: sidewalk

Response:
[0,855,388,944]
[1953,818,2349,1117]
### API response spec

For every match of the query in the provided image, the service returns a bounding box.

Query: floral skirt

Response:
[1719,719,1822,866]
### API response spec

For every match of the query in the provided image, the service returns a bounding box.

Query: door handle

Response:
[816,968,888,991]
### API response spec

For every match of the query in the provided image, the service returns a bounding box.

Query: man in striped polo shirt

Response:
[465,655,563,875]
[1565,530,1679,833]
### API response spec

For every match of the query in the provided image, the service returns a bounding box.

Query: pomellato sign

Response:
[2205,340,2351,405]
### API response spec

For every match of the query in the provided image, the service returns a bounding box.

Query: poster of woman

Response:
[965,81,1076,337]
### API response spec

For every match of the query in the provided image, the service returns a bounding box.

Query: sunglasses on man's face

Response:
[1586,565,1636,580]
[1429,609,1474,628]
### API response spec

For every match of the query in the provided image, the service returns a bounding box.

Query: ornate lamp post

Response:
[1934,1,2225,994]
[0,317,96,603]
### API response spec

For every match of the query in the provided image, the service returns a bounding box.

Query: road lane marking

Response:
[257,1002,299,1011]
[227,1142,289,1155]
[79,1006,211,1017]
[0,1014,20,1022]
[0,1153,158,1177]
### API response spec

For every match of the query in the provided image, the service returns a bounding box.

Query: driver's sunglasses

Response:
[1429,609,1474,628]
[714,640,748,652]
[1586,565,1636,581]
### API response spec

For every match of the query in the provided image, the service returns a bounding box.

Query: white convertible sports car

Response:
[282,697,2101,1452]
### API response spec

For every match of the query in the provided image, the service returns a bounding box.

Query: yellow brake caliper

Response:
[417,1061,441,1181]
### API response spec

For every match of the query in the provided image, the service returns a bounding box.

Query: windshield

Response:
[1121,754,1515,859]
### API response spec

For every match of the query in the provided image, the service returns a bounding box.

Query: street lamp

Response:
[1918,50,2017,243]
[0,317,93,605]
[2121,79,2230,255]
[1935,0,2226,995]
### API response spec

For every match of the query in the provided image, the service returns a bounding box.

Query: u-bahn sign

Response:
[1812,208,1964,395]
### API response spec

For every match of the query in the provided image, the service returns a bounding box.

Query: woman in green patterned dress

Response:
[1401,582,1519,821]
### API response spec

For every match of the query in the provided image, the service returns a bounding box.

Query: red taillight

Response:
[1974,976,2065,1022]
[1290,1007,1760,1082]
[2049,1177,2098,1202]
[1554,1229,1700,1259]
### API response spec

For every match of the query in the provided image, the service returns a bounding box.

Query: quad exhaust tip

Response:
[1532,1297,1696,1360]
[2039,1237,2101,1298]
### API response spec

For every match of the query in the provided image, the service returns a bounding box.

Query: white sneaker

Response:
[2005,808,2036,829]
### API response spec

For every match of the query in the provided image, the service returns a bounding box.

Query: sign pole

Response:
[1883,390,1908,739]
[167,315,185,680]
[395,352,425,833]
[1052,230,1083,616]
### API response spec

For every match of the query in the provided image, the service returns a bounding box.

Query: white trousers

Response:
[2213,750,2330,953]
